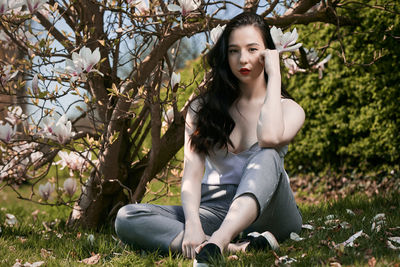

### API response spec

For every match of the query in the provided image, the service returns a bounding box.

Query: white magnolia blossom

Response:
[270,26,302,53]
[163,107,174,127]
[55,150,91,175]
[167,0,200,17]
[63,177,77,197]
[55,46,102,82]
[304,47,319,64]
[0,123,16,143]
[129,0,148,14]
[171,72,181,89]
[43,114,75,144]
[210,24,226,45]
[0,65,19,86]
[284,58,306,76]
[38,182,55,201]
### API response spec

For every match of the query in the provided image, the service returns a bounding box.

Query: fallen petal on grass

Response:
[275,255,297,265]
[386,240,400,250]
[372,213,385,221]
[335,230,363,248]
[302,224,314,230]
[5,213,17,226]
[340,221,351,229]
[388,237,400,244]
[346,209,355,216]
[290,232,305,241]
[12,260,45,267]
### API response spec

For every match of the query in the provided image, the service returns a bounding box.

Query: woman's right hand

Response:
[182,224,207,259]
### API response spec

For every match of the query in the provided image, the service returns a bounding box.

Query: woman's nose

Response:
[239,51,248,65]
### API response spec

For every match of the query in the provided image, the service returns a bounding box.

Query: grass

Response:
[0,183,399,266]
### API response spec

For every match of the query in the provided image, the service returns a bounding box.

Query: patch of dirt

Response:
[290,171,400,204]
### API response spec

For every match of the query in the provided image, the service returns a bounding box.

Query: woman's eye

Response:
[229,49,238,54]
[249,48,258,52]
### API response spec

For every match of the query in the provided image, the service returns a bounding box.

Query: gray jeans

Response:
[115,147,302,252]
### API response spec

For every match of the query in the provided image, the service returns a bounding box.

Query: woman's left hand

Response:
[259,49,281,77]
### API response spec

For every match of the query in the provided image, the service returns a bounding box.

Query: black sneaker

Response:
[193,243,223,267]
[245,231,279,251]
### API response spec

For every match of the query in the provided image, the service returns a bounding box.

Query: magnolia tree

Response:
[0,0,394,229]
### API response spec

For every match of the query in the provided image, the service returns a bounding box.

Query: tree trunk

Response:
[66,112,186,229]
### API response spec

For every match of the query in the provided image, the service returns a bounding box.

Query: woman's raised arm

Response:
[257,49,305,147]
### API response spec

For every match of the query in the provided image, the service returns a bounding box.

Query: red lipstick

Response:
[239,68,250,75]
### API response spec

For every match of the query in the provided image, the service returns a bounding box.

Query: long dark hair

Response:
[190,12,293,155]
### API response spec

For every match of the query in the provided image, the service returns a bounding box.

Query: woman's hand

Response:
[259,49,281,77]
[182,224,207,259]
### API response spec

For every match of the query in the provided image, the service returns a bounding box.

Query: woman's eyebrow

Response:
[228,42,261,48]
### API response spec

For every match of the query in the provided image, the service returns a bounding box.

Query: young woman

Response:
[115,12,305,265]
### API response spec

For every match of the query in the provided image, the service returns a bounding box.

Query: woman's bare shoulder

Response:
[281,98,305,118]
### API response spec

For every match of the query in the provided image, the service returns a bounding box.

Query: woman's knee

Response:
[255,147,281,162]
[115,204,150,237]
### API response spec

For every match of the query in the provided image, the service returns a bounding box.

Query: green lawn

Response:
[0,183,399,266]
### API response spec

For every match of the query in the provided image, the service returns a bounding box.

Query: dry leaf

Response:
[228,255,239,261]
[368,257,377,267]
[31,210,40,222]
[81,253,100,265]
[330,262,342,267]
[41,248,52,259]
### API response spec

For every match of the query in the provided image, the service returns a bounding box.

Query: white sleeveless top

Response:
[201,143,289,185]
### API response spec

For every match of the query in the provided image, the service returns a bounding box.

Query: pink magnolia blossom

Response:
[0,0,8,14]
[55,46,102,82]
[23,0,46,14]
[63,177,77,197]
[313,54,332,79]
[284,58,306,76]
[0,123,16,143]
[5,106,26,125]
[38,182,55,201]
[270,26,302,53]
[167,0,200,17]
[0,65,19,86]
[43,114,75,144]
[55,150,91,175]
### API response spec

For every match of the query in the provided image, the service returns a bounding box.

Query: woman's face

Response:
[228,25,266,85]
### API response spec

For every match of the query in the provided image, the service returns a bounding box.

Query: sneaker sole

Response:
[260,231,279,251]
[193,259,210,267]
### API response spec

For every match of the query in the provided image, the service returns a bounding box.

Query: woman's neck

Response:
[239,75,267,101]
